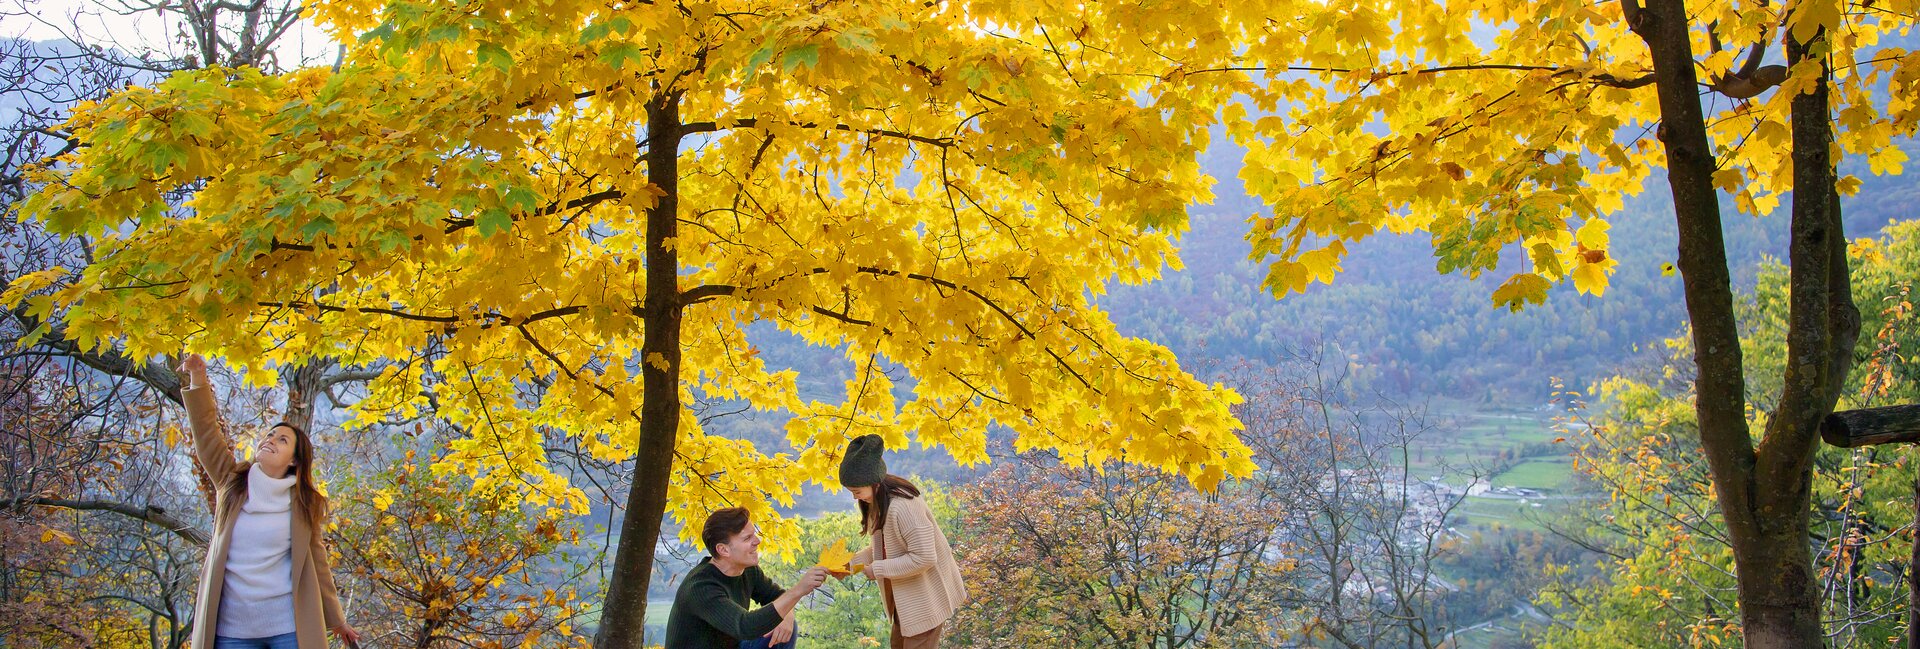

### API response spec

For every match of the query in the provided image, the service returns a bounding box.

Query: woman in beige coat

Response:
[839,435,967,649]
[180,354,359,649]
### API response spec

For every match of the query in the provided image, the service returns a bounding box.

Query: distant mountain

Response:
[1102,144,1917,402]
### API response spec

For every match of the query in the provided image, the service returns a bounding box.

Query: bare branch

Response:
[3,498,209,547]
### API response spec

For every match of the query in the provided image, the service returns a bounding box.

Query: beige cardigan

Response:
[184,382,346,648]
[853,495,968,637]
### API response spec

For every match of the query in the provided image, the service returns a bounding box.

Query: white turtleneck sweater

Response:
[216,465,299,639]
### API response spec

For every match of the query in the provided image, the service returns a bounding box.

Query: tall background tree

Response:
[1539,220,1920,648]
[1207,1,1916,645]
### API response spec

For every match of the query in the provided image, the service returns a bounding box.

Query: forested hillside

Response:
[1104,147,1918,400]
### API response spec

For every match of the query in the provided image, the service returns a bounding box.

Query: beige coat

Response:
[853,495,968,637]
[184,383,345,648]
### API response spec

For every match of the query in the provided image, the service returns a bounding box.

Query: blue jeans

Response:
[739,625,798,649]
[214,633,299,649]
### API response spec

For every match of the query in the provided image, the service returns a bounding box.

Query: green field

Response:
[1448,615,1549,649]
[1409,410,1565,474]
[1458,496,1549,532]
[1496,458,1574,491]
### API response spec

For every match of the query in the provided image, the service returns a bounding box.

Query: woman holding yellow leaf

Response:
[836,434,967,649]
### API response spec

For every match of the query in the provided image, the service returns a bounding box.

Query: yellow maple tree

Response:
[11,0,1267,644]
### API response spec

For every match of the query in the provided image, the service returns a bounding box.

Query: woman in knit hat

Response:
[839,434,967,649]
[179,354,358,648]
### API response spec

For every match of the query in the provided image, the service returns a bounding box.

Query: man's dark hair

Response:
[702,507,751,555]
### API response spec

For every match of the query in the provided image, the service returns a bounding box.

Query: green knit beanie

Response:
[838,434,887,488]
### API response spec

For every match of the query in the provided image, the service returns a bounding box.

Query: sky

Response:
[3,0,339,69]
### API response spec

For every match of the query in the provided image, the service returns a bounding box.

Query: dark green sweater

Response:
[663,558,786,648]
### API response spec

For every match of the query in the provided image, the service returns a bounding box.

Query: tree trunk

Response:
[282,359,333,434]
[594,90,685,649]
[1739,11,1861,647]
[1734,527,1823,648]
[1628,1,1847,646]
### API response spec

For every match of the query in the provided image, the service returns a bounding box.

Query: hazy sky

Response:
[4,0,338,67]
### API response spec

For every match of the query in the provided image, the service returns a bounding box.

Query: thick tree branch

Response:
[317,368,385,392]
[254,301,584,331]
[439,189,626,234]
[1820,405,1920,447]
[9,308,183,405]
[686,267,1093,390]
[1181,63,1654,89]
[2,498,209,548]
[682,118,957,148]
[1756,10,1852,490]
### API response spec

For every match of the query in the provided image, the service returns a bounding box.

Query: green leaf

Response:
[1049,113,1072,143]
[579,21,613,44]
[1006,148,1042,172]
[359,22,396,44]
[781,44,821,73]
[197,300,224,324]
[376,230,413,253]
[173,112,215,138]
[599,43,643,70]
[477,43,513,72]
[744,43,777,76]
[18,321,50,349]
[302,216,338,238]
[145,143,186,175]
[477,207,513,237]
[959,63,991,90]
[503,186,540,213]
[835,28,876,52]
[427,24,463,43]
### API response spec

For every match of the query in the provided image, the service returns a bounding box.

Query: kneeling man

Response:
[666,507,829,649]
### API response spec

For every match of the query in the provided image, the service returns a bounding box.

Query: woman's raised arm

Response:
[178,354,238,482]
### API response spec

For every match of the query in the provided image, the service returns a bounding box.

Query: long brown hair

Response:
[221,421,326,530]
[858,474,920,534]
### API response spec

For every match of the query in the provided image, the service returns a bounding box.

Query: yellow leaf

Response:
[1711,168,1743,192]
[816,537,857,576]
[1490,273,1551,312]
[1789,0,1842,43]
[1262,260,1312,297]
[1575,218,1610,250]
[40,527,75,545]
[1572,261,1611,296]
